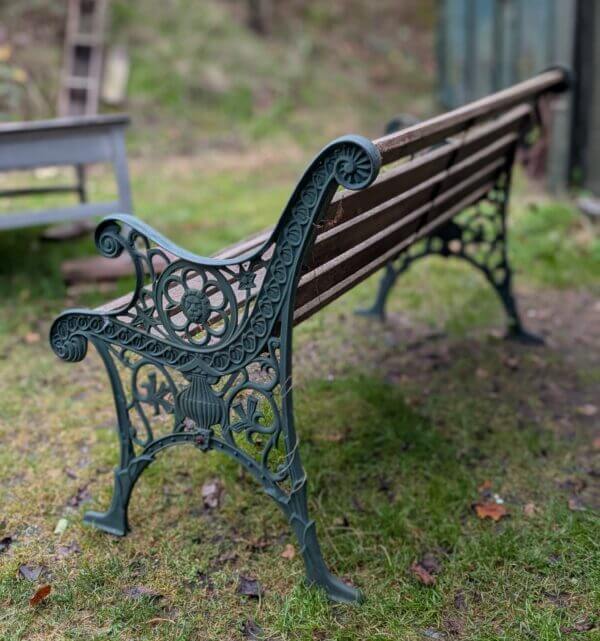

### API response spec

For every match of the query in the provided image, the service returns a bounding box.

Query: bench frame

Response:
[50,70,568,603]
[51,136,381,603]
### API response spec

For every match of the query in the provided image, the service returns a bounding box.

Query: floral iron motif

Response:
[357,170,542,344]
[50,135,381,604]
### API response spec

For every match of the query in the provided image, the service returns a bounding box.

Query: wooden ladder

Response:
[57,0,109,117]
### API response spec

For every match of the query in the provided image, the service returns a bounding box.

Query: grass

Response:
[0,154,599,640]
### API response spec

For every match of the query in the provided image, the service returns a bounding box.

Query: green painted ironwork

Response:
[51,135,381,603]
[50,131,538,604]
[357,168,541,345]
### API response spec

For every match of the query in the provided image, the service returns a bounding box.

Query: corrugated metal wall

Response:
[438,0,570,108]
[438,0,584,192]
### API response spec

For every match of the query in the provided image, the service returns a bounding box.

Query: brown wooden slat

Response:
[374,68,566,164]
[294,160,505,311]
[327,103,531,225]
[309,132,517,267]
[293,181,495,324]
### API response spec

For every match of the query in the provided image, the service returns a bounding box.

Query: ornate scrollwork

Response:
[359,169,533,343]
[51,135,380,604]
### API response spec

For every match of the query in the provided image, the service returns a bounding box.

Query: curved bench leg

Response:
[84,460,149,536]
[355,263,397,321]
[356,173,542,343]
[83,340,145,536]
[282,480,362,603]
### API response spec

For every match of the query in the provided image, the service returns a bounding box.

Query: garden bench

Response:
[50,69,568,603]
[0,114,131,231]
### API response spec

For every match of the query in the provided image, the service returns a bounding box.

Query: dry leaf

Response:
[241,618,263,639]
[568,496,586,512]
[478,479,492,492]
[593,436,600,451]
[0,536,12,553]
[237,575,263,599]
[201,479,223,509]
[29,584,51,606]
[474,502,508,521]
[577,404,598,417]
[19,565,43,581]
[523,502,537,517]
[410,561,436,586]
[561,618,595,634]
[24,332,41,344]
[123,585,163,602]
[281,544,295,560]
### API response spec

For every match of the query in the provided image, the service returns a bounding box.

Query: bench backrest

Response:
[91,69,567,364]
[196,68,567,324]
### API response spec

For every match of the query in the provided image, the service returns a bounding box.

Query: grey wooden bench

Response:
[50,69,568,603]
[0,114,131,230]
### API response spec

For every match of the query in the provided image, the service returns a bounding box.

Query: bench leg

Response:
[277,453,362,603]
[82,340,142,536]
[356,173,542,343]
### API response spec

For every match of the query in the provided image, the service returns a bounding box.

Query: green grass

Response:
[0,156,598,640]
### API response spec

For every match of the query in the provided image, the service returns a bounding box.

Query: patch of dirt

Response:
[296,287,599,441]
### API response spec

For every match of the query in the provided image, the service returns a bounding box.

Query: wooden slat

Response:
[294,160,505,311]
[327,103,531,224]
[374,68,566,164]
[293,181,495,324]
[308,132,517,267]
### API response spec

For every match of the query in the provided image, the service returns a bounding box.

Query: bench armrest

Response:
[95,214,259,270]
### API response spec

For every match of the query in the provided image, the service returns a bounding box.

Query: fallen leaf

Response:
[444,617,465,636]
[201,479,223,510]
[67,485,91,508]
[593,437,600,451]
[24,331,41,344]
[475,368,489,380]
[478,479,492,492]
[29,584,51,606]
[410,561,436,586]
[281,544,296,560]
[0,536,13,553]
[568,496,586,512]
[56,542,81,557]
[523,502,538,517]
[123,585,163,602]
[577,404,598,417]
[474,502,508,521]
[237,575,263,599]
[453,590,466,610]
[561,618,595,634]
[241,618,263,639]
[19,565,43,581]
[54,518,68,535]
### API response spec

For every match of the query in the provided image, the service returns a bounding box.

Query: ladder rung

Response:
[70,33,103,47]
[64,76,93,89]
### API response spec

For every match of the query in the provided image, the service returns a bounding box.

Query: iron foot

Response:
[84,508,129,537]
[504,326,545,346]
[355,306,385,322]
